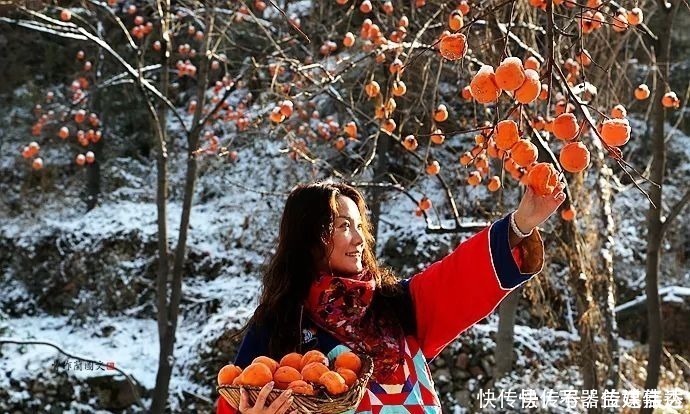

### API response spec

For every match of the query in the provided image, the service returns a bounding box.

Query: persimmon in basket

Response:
[217,350,366,397]
[217,364,242,386]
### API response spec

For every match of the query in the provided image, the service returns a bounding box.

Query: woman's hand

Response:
[230,382,298,414]
[513,181,567,233]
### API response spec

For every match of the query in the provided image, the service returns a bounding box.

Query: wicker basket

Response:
[218,354,373,414]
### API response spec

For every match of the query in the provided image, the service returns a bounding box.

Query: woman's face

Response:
[320,195,366,275]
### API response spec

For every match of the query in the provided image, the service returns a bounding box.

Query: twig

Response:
[0,338,144,409]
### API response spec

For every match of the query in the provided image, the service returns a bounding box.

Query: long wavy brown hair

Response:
[231,181,416,359]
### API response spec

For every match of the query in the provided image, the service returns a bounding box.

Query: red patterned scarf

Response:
[304,270,405,383]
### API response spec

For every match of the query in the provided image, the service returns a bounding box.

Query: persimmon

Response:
[403,135,418,151]
[459,152,473,166]
[32,158,44,170]
[627,7,643,25]
[319,371,348,395]
[600,118,631,147]
[419,197,432,211]
[58,126,69,139]
[552,113,579,141]
[85,151,95,164]
[334,351,362,374]
[474,134,486,145]
[474,155,488,170]
[467,171,481,186]
[430,129,445,144]
[270,107,285,123]
[252,356,280,374]
[433,104,448,122]
[237,363,273,387]
[487,176,501,192]
[217,364,242,386]
[279,101,293,118]
[511,139,538,167]
[300,350,328,370]
[287,380,315,395]
[526,162,559,196]
[334,137,346,151]
[75,154,86,166]
[28,141,40,156]
[439,33,467,61]
[576,49,592,67]
[662,91,680,108]
[365,81,380,98]
[470,142,484,156]
[539,83,549,101]
[495,57,525,92]
[559,142,590,173]
[448,10,464,32]
[382,1,394,14]
[75,109,86,124]
[273,366,302,388]
[336,368,358,387]
[344,122,357,139]
[523,56,540,71]
[634,84,650,100]
[461,85,472,101]
[343,32,355,47]
[456,0,469,14]
[561,206,576,221]
[359,0,372,13]
[470,65,501,104]
[426,160,441,175]
[279,352,303,370]
[301,362,330,383]
[612,13,628,33]
[392,80,407,97]
[487,140,499,158]
[382,119,396,135]
[515,69,541,104]
[60,9,71,21]
[495,120,519,150]
[610,104,626,119]
[389,58,403,74]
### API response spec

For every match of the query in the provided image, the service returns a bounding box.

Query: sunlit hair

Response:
[231,181,415,358]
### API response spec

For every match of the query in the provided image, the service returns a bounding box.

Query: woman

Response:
[218,180,564,414]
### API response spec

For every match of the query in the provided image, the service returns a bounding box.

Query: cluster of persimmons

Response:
[217,350,363,397]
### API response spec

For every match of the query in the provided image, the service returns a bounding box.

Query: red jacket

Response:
[216,214,544,413]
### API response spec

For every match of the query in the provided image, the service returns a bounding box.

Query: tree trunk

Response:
[86,32,105,211]
[591,138,619,397]
[150,1,172,411]
[494,288,520,379]
[151,8,213,413]
[642,3,676,411]
[561,172,601,414]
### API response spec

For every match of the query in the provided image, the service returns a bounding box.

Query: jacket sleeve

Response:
[409,213,544,360]
[216,322,270,414]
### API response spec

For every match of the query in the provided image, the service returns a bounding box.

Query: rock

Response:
[480,359,493,378]
[454,389,472,406]
[455,370,470,380]
[85,374,145,410]
[469,365,484,378]
[455,352,469,369]
[432,368,451,383]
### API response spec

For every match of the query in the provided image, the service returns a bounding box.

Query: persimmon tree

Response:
[4,0,688,412]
